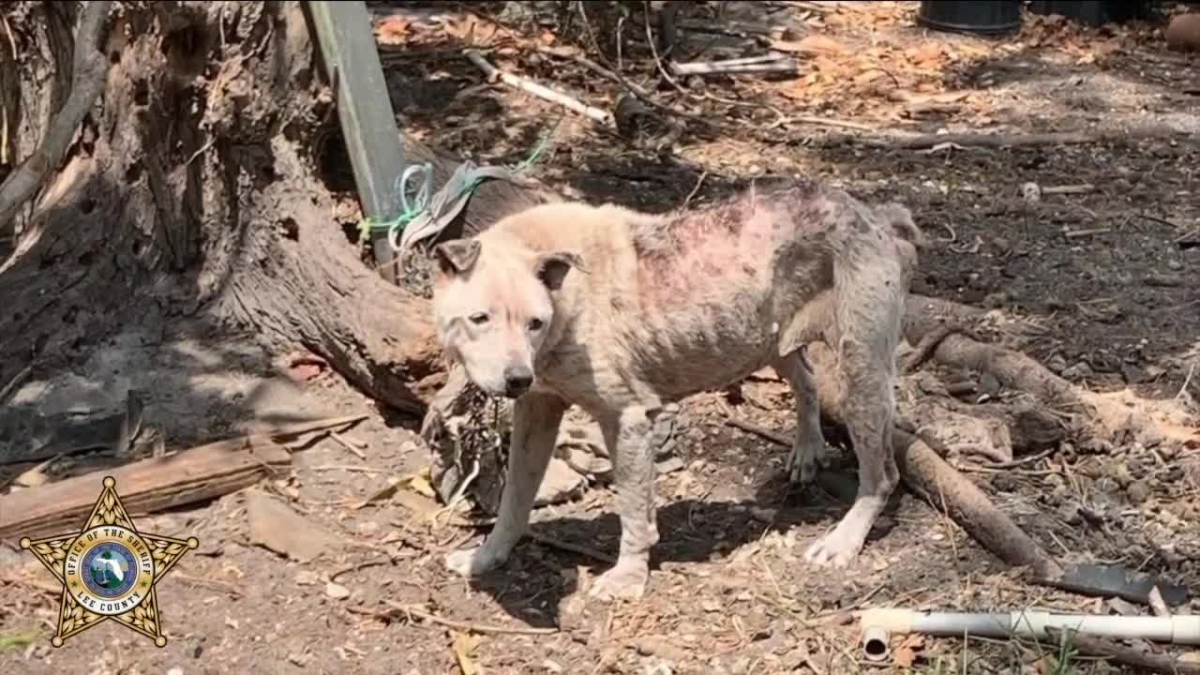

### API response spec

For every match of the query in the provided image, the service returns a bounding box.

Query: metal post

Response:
[307,1,406,284]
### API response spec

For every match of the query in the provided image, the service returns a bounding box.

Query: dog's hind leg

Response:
[804,267,904,568]
[773,348,828,485]
[588,406,660,600]
[445,392,568,577]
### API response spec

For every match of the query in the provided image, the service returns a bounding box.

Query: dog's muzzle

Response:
[502,365,534,398]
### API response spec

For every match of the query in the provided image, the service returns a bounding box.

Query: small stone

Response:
[1021,182,1042,203]
[167,668,184,675]
[1127,480,1151,505]
[295,570,320,586]
[325,581,351,600]
[1062,362,1093,380]
[184,637,203,658]
[1047,354,1068,373]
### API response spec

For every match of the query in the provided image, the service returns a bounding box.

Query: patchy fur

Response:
[432,179,922,600]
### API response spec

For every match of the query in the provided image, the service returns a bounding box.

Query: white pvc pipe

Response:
[860,609,1200,658]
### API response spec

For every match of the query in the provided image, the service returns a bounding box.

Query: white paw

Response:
[587,562,649,601]
[445,545,506,577]
[803,529,865,568]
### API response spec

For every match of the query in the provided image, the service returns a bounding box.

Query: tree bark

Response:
[0,1,556,416]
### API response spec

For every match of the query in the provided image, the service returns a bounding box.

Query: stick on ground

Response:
[464,50,614,127]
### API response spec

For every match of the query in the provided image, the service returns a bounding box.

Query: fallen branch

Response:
[464,49,614,127]
[806,342,1063,580]
[1043,628,1200,675]
[0,1,113,229]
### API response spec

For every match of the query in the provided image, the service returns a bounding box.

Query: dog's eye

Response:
[468,312,489,325]
[528,318,544,332]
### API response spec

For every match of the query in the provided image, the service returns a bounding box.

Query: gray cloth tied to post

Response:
[392,161,532,255]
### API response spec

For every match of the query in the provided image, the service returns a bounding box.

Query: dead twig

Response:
[529,531,616,565]
[860,127,1184,151]
[464,49,614,127]
[1064,227,1111,240]
[1041,184,1095,195]
[331,431,366,460]
[381,600,558,636]
[1177,362,1196,403]
[725,417,790,447]
[784,115,874,132]
[537,46,716,130]
[0,1,114,228]
[0,363,32,403]
[681,171,708,209]
[669,55,798,77]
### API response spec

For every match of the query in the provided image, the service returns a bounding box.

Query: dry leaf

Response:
[892,634,925,668]
[452,631,482,675]
[375,17,410,45]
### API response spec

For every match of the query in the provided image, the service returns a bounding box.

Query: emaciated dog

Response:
[431,179,923,600]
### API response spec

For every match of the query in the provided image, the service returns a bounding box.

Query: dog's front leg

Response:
[589,406,660,600]
[445,392,567,577]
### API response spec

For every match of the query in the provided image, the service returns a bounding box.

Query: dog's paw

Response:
[445,545,505,577]
[587,561,649,601]
[787,449,818,485]
[787,437,825,482]
[803,529,865,568]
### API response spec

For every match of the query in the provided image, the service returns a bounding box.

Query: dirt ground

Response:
[2,1,1199,673]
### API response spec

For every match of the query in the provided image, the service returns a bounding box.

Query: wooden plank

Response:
[307,1,408,284]
[0,414,365,540]
[0,438,291,541]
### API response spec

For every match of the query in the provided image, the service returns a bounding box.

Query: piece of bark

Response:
[247,491,342,562]
[0,438,292,541]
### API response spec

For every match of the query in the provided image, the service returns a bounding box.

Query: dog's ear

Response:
[433,239,481,277]
[535,251,586,291]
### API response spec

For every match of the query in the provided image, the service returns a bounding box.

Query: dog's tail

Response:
[875,202,928,250]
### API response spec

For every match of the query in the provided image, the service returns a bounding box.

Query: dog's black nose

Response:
[503,366,534,398]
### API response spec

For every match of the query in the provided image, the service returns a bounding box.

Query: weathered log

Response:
[0,438,291,541]
[0,415,361,540]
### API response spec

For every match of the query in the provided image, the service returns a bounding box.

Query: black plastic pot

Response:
[1027,1,1156,27]
[917,1,1022,35]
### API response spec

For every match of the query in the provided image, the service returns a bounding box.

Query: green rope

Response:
[356,120,560,248]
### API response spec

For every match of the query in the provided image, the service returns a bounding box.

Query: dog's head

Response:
[430,237,584,399]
